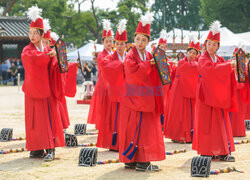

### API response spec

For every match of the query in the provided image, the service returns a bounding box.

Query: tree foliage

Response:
[200,0,250,33]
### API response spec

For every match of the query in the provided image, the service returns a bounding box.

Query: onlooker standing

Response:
[83,62,91,81]
[1,61,9,85]
[91,63,97,85]
[10,62,18,85]
[15,58,24,80]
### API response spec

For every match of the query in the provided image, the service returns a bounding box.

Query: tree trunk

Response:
[2,0,19,16]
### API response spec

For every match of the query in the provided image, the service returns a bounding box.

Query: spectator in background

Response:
[1,61,9,85]
[15,58,24,80]
[91,63,97,85]
[6,57,12,79]
[83,62,91,81]
[10,62,18,85]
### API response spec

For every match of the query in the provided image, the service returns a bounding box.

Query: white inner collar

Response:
[117,52,126,61]
[105,48,112,55]
[209,54,217,63]
[136,46,146,61]
[35,42,44,52]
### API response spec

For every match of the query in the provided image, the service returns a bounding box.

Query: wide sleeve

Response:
[198,57,232,108]
[101,55,124,87]
[178,60,199,98]
[124,53,152,85]
[49,57,64,100]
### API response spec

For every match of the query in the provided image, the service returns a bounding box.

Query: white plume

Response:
[159,29,167,41]
[139,11,154,27]
[50,32,59,41]
[117,19,127,35]
[210,20,221,35]
[102,19,112,31]
[43,19,51,33]
[237,41,246,52]
[188,33,198,44]
[28,5,42,22]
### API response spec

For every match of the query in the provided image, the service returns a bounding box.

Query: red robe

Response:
[163,60,176,126]
[164,57,198,142]
[119,46,165,163]
[50,61,77,130]
[192,51,235,156]
[229,79,246,137]
[96,51,126,150]
[87,49,111,130]
[22,43,65,151]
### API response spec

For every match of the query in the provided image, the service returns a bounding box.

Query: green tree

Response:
[151,0,205,39]
[200,0,250,33]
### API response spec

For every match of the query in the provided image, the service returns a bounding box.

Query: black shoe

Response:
[44,149,55,162]
[136,162,159,172]
[171,139,185,144]
[125,162,137,169]
[109,149,119,152]
[29,150,45,158]
[219,155,235,162]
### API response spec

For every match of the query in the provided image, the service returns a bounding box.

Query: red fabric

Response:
[230,89,246,137]
[30,17,43,30]
[163,60,176,125]
[246,105,250,119]
[22,43,51,99]
[96,51,126,150]
[50,60,77,130]
[119,46,165,163]
[43,30,51,40]
[188,41,201,51]
[158,38,167,45]
[115,30,127,42]
[192,51,235,155]
[102,30,112,39]
[206,31,220,43]
[65,62,77,97]
[22,43,65,151]
[135,22,151,36]
[87,49,111,129]
[164,57,199,142]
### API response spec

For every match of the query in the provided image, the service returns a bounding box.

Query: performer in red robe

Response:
[192,21,236,162]
[87,19,113,130]
[96,19,128,151]
[22,6,65,161]
[153,29,171,127]
[229,46,247,137]
[119,12,165,171]
[164,34,200,143]
[49,31,78,130]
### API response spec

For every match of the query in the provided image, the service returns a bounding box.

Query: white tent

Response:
[67,42,104,61]
[148,27,250,57]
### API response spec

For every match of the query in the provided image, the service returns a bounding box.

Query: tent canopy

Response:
[67,42,103,61]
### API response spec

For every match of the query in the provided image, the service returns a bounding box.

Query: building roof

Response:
[0,16,30,43]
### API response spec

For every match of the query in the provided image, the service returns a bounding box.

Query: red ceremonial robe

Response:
[192,51,235,156]
[164,56,198,142]
[229,79,246,137]
[96,51,126,150]
[22,43,65,151]
[87,49,111,130]
[50,61,78,130]
[163,60,176,126]
[119,46,165,163]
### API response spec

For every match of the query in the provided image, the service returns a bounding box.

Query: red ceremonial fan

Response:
[236,48,246,83]
[153,47,172,85]
[55,38,68,73]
